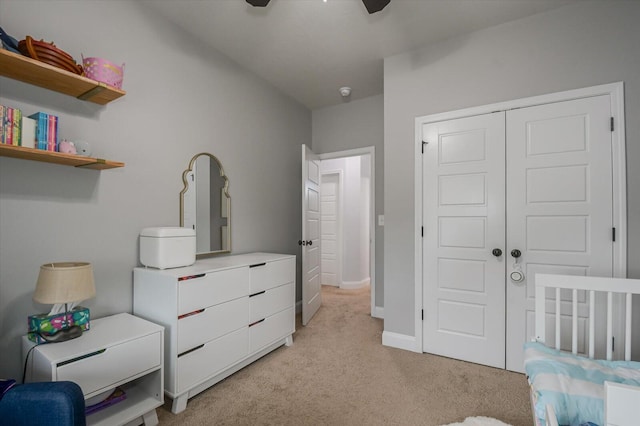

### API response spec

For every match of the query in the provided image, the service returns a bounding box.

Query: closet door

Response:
[505,95,614,372]
[422,112,506,368]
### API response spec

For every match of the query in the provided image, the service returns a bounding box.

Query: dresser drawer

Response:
[178,297,249,353]
[176,327,249,394]
[249,307,294,353]
[179,267,250,315]
[249,282,294,323]
[250,257,295,293]
[56,332,161,397]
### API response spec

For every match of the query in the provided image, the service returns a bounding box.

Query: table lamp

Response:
[33,262,96,342]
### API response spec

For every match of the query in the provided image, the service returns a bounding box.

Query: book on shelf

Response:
[85,387,127,416]
[28,111,56,151]
[21,116,36,149]
[1,105,22,146]
[2,109,59,151]
[12,108,21,146]
[47,114,58,151]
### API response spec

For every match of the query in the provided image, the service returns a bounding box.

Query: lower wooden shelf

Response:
[0,144,124,170]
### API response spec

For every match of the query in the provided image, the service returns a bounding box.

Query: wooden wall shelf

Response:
[0,145,124,170]
[0,49,125,105]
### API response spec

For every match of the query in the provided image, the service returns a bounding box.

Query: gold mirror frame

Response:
[180,153,231,257]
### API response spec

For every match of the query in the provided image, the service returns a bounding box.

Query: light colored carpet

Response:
[441,416,513,426]
[156,285,531,425]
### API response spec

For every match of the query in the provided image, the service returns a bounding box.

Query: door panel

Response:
[422,112,506,369]
[302,145,322,325]
[505,95,613,371]
[321,174,339,286]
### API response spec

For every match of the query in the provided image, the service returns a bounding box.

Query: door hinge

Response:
[611,117,614,132]
[421,309,424,321]
[422,140,427,153]
[612,336,615,352]
[613,227,616,242]
[421,226,424,237]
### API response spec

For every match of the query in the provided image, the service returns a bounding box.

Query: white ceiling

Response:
[144,0,578,110]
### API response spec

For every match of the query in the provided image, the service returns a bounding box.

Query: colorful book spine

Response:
[0,105,5,145]
[5,107,12,146]
[28,112,49,150]
[47,115,58,151]
[12,108,21,146]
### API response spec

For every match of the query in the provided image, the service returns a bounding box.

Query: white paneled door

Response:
[422,112,507,369]
[505,95,613,372]
[302,145,322,325]
[321,173,340,287]
[422,95,614,371]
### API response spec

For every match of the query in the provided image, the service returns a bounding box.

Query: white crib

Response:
[525,273,640,426]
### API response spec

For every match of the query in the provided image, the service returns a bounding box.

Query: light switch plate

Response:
[378,215,384,226]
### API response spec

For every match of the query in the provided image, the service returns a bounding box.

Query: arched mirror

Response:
[180,153,231,256]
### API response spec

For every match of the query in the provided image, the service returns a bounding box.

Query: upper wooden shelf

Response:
[0,145,124,170]
[0,49,125,105]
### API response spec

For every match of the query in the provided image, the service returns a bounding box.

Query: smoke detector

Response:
[339,87,352,97]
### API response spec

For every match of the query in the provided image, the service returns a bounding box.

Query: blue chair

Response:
[0,380,85,426]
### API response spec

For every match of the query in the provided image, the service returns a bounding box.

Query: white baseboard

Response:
[372,306,384,319]
[341,277,370,290]
[382,331,420,353]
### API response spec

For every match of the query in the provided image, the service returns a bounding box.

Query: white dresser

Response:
[133,252,296,414]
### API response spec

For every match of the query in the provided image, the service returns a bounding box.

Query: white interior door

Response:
[302,144,322,325]
[422,112,507,369]
[321,173,340,287]
[505,95,614,372]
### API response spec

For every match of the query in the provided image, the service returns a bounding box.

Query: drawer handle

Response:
[178,309,205,320]
[249,262,266,268]
[178,273,206,282]
[249,291,266,298]
[57,349,106,367]
[178,344,204,358]
[249,318,265,327]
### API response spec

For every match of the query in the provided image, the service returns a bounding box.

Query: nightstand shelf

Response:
[22,313,164,426]
[0,145,124,169]
[87,377,161,426]
[0,49,125,105]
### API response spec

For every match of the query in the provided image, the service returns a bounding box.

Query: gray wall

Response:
[0,0,309,379]
[311,94,384,307]
[383,1,640,337]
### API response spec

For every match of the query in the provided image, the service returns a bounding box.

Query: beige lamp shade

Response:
[33,262,96,304]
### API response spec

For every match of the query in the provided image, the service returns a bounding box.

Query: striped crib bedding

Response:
[523,341,640,426]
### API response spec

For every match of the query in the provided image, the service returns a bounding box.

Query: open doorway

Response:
[318,147,376,317]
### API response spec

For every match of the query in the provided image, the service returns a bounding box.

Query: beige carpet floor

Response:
[156,285,532,425]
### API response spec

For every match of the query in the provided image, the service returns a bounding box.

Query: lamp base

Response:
[40,325,84,343]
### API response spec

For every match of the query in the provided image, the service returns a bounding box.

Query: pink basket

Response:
[82,55,125,89]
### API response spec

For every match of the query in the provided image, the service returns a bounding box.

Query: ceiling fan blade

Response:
[246,0,271,7]
[362,0,390,14]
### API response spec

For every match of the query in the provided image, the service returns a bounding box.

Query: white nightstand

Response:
[22,313,164,426]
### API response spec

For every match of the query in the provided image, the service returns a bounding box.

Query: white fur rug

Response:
[441,416,513,426]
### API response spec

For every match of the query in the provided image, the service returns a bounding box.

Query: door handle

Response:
[298,240,306,246]
[492,248,502,257]
[510,249,522,259]
[307,240,312,246]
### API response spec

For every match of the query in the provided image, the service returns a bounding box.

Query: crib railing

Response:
[535,273,640,361]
